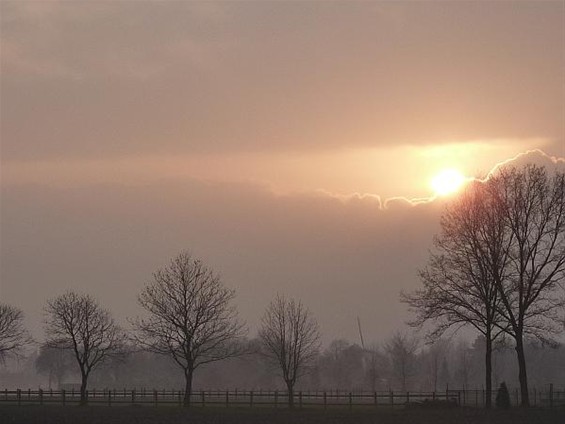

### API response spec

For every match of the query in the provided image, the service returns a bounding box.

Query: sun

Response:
[431,168,466,196]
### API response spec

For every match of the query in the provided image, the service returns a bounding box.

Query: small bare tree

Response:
[44,291,124,404]
[259,295,320,408]
[384,332,418,392]
[0,303,31,362]
[133,251,246,407]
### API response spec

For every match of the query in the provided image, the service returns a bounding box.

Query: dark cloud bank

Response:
[2,151,562,345]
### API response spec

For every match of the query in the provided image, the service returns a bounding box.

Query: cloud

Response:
[1,1,562,160]
[0,0,563,344]
[0,175,441,343]
[487,149,565,178]
[3,149,560,342]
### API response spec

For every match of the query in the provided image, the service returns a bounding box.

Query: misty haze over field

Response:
[1,0,564,402]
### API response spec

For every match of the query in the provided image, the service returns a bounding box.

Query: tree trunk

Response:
[80,371,88,406]
[286,380,294,408]
[183,368,193,407]
[485,332,492,409]
[515,335,530,407]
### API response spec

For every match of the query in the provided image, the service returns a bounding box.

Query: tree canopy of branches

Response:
[259,295,320,408]
[44,291,124,404]
[402,181,507,407]
[134,251,246,407]
[0,302,31,362]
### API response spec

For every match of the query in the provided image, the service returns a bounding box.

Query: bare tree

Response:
[44,291,124,404]
[402,181,508,407]
[363,344,387,392]
[424,339,451,392]
[405,164,565,407]
[488,165,565,406]
[384,332,418,392]
[259,295,320,408]
[133,251,246,407]
[0,303,31,362]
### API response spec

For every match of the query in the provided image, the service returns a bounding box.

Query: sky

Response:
[1,1,564,344]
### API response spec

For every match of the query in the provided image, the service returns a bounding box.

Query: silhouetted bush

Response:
[495,382,510,409]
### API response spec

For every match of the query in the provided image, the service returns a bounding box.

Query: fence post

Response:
[17,389,21,406]
[549,384,554,408]
[39,389,43,405]
[348,392,352,410]
[250,390,253,408]
[131,389,135,404]
[62,389,66,406]
[107,389,111,407]
[323,391,327,409]
[154,390,158,407]
[390,390,393,407]
[374,391,377,407]
[201,391,205,407]
[406,391,409,404]
[299,391,303,408]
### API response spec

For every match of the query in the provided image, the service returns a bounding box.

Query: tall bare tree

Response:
[44,291,124,404]
[405,164,565,407]
[0,303,31,362]
[259,295,320,408]
[133,251,246,407]
[402,181,508,407]
[488,165,565,406]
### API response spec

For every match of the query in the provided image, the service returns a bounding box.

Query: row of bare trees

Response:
[2,163,562,408]
[403,164,565,407]
[0,252,320,407]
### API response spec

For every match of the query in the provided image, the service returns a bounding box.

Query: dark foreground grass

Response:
[1,405,564,424]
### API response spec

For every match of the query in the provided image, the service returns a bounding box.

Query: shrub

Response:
[495,382,511,409]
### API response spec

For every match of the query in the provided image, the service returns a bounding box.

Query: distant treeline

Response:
[1,334,564,394]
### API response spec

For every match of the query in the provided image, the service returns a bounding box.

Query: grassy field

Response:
[0,405,564,424]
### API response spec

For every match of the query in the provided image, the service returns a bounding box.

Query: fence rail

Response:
[1,387,564,408]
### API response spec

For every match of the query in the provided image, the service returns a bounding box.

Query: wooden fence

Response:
[1,386,563,408]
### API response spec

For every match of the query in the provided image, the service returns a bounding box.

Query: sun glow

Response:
[431,168,466,196]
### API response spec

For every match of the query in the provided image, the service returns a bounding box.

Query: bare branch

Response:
[0,303,32,362]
